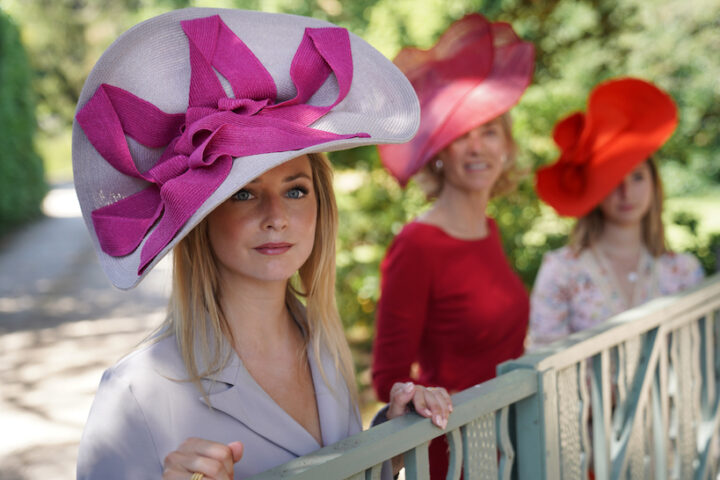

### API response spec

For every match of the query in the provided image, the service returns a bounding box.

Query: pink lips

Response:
[254,242,292,255]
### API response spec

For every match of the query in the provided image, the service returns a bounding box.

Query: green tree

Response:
[0,9,46,233]
[6,0,718,394]
[325,0,720,393]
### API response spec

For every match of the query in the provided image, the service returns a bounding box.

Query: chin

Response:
[247,269,298,284]
[609,213,643,226]
[260,262,306,282]
[461,179,495,193]
[232,257,307,284]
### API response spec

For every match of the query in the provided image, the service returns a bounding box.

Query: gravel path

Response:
[0,184,171,479]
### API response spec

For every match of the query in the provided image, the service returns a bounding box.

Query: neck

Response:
[218,275,298,356]
[595,221,644,256]
[427,184,491,238]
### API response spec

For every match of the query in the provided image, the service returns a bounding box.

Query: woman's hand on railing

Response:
[162,437,244,480]
[386,381,452,429]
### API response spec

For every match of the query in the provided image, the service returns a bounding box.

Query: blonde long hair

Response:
[414,112,522,199]
[569,158,667,256]
[158,152,357,404]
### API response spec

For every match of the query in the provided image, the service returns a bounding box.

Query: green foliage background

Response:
[0,9,46,234]
[3,0,718,401]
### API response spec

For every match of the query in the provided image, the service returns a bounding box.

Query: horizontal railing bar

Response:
[537,299,716,372]
[507,274,720,371]
[247,369,538,480]
[661,302,719,333]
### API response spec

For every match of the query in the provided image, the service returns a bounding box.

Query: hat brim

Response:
[73,7,420,289]
[536,145,663,217]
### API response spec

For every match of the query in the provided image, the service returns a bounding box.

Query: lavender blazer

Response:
[76,332,361,479]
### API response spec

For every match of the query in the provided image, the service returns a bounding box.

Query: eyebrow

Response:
[248,172,312,184]
[283,172,312,182]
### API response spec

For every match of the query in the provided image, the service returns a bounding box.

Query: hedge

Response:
[0,9,46,235]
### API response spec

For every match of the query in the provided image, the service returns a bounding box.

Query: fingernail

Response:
[404,382,414,393]
[449,405,454,413]
[434,415,442,427]
[423,408,432,416]
[442,418,448,429]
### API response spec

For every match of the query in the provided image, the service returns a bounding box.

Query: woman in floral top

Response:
[530,78,704,348]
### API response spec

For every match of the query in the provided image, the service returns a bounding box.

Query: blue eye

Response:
[232,190,253,201]
[287,186,308,199]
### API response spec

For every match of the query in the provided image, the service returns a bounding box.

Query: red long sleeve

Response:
[372,223,433,401]
[372,220,529,402]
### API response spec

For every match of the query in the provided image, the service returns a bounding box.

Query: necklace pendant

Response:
[628,271,638,283]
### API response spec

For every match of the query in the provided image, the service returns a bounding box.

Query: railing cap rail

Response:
[503,272,720,373]
[247,369,537,480]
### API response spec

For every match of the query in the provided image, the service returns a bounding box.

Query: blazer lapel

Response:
[204,348,322,457]
[194,303,358,457]
[308,345,355,446]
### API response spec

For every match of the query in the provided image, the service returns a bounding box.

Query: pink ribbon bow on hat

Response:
[76,15,368,274]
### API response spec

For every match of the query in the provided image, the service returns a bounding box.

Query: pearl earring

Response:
[434,159,443,170]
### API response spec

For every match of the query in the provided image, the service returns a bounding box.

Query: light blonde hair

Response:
[157,152,357,404]
[569,158,667,257]
[414,112,522,199]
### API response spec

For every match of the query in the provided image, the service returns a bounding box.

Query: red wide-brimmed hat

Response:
[535,77,678,218]
[377,13,534,186]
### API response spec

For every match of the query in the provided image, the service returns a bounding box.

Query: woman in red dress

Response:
[372,13,535,479]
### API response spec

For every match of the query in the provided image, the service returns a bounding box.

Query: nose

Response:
[466,129,485,152]
[615,179,630,199]
[261,195,288,231]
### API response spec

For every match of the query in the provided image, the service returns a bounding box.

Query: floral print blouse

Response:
[529,246,704,348]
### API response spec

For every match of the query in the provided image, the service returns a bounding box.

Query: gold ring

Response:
[190,473,204,480]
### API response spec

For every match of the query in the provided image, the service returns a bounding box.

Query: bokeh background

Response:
[1,0,718,473]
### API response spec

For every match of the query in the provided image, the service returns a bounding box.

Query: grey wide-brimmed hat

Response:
[73,7,419,290]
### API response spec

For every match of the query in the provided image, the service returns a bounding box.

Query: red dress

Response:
[372,219,529,478]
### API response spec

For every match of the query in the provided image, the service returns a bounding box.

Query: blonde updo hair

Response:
[413,112,521,199]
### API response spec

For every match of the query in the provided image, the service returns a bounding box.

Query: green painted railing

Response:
[250,274,720,480]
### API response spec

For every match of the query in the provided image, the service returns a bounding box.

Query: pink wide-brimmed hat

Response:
[535,77,677,217]
[73,8,420,289]
[377,13,534,186]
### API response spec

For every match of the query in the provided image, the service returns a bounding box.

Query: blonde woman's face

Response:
[599,161,654,226]
[207,155,317,286]
[438,117,508,194]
